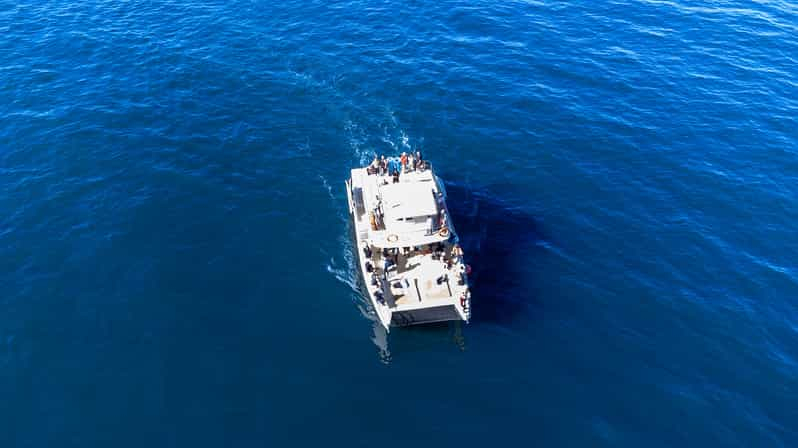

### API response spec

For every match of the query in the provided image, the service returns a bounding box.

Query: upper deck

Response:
[349,162,452,249]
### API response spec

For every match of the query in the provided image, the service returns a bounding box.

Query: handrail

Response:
[364,157,432,173]
[371,224,447,240]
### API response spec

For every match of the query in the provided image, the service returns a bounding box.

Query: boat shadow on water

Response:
[445,182,547,325]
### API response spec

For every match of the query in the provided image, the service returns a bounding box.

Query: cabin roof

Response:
[380,181,438,220]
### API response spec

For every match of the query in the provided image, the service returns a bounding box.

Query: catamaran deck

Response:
[346,158,471,329]
[372,247,457,306]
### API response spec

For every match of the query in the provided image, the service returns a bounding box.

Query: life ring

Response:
[387,234,399,243]
[438,227,449,238]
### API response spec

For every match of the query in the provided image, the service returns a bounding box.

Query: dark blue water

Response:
[2,0,798,446]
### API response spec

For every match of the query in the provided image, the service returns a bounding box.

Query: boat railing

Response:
[369,224,451,248]
[365,158,432,174]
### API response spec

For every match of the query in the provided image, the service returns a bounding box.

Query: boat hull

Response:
[345,171,470,331]
[349,210,394,329]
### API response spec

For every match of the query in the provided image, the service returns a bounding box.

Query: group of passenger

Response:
[367,150,425,178]
[363,241,468,300]
[400,150,425,172]
[378,242,462,273]
[367,155,387,176]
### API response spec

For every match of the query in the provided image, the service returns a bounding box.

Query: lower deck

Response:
[366,241,461,294]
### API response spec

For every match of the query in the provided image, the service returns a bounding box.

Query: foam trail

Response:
[318,174,336,202]
[399,130,410,150]
[325,231,390,365]
[344,119,372,165]
[326,255,358,292]
[319,179,379,324]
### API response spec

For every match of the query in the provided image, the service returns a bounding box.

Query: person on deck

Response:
[369,155,379,174]
[369,211,377,230]
[400,152,408,172]
[452,244,464,263]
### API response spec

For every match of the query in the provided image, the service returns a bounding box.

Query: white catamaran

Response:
[345,153,471,330]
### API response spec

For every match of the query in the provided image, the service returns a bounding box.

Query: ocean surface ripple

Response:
[1,0,797,446]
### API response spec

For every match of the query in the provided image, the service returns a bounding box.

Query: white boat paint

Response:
[346,159,471,330]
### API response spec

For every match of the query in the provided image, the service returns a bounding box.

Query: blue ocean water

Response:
[2,0,798,445]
